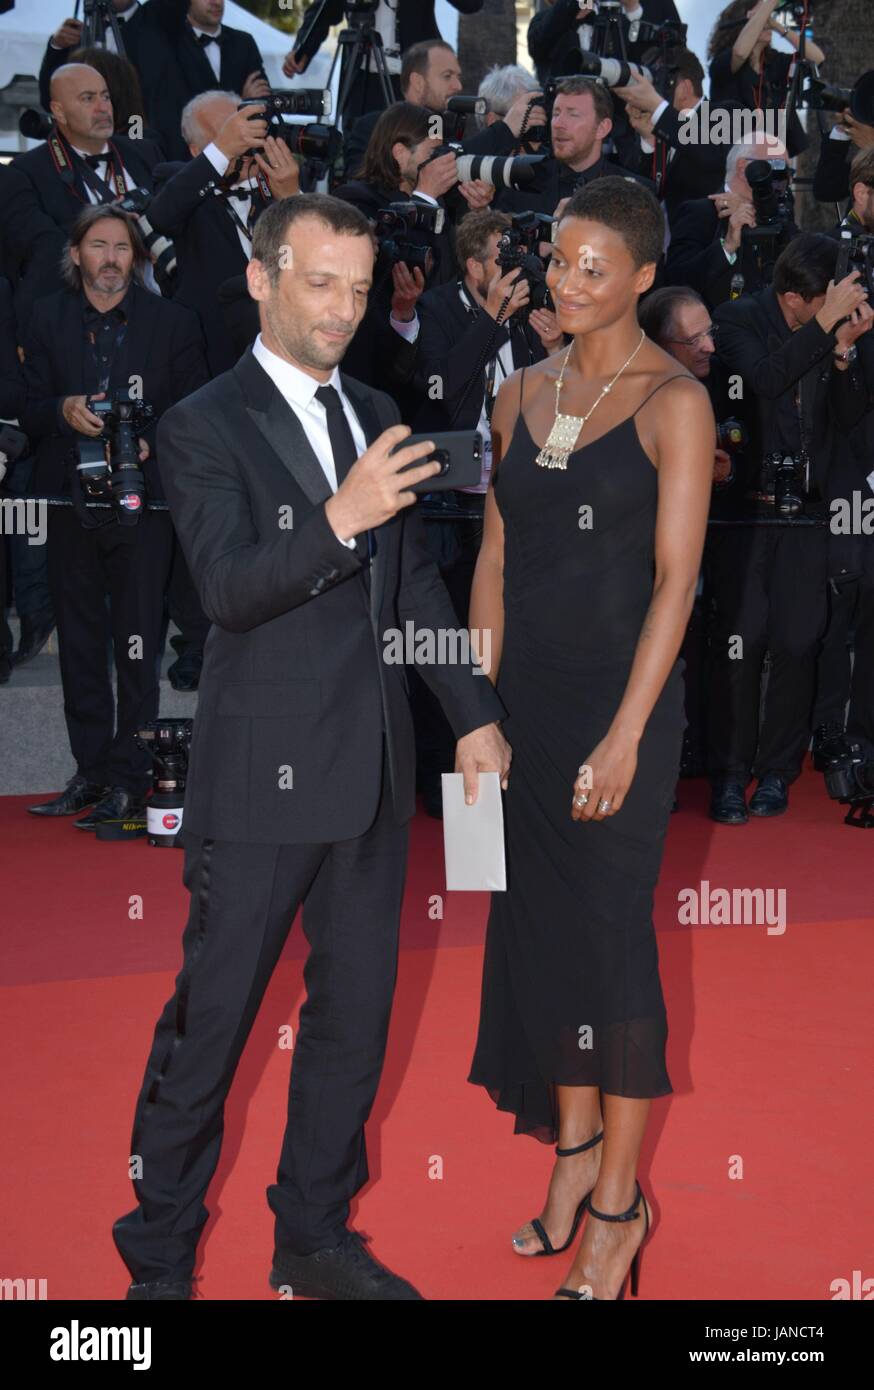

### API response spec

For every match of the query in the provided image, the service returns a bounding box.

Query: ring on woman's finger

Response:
[573,793,589,808]
[598,798,612,813]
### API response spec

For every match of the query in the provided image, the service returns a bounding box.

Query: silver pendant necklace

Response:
[535,328,647,470]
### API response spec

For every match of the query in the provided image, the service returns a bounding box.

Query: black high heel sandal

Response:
[554,1179,650,1299]
[513,1129,604,1257]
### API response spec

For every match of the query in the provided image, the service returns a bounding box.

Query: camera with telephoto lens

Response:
[114,187,177,292]
[238,99,341,164]
[135,718,193,847]
[375,201,443,274]
[240,89,332,123]
[760,451,807,517]
[495,212,556,319]
[73,388,154,526]
[575,50,679,102]
[741,159,795,268]
[799,69,874,123]
[439,94,488,143]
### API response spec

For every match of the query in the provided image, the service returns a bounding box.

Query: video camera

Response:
[73,387,153,526]
[375,200,443,274]
[495,212,556,319]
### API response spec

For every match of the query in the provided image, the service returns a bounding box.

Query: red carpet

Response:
[2,767,872,1300]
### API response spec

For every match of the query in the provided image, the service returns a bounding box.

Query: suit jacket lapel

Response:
[236,348,333,507]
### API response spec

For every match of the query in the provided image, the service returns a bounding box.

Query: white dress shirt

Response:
[190,24,223,82]
[252,333,366,548]
[203,141,255,258]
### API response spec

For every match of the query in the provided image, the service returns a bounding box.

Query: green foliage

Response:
[232,0,308,36]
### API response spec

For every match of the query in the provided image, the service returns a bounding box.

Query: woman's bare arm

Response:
[731,0,779,72]
[572,375,714,822]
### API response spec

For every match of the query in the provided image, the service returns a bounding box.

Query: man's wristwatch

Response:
[834,344,858,364]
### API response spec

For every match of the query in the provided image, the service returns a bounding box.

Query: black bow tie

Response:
[194,30,221,47]
[83,153,107,170]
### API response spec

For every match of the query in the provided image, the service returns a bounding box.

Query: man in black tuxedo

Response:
[613,52,736,226]
[39,0,270,163]
[39,3,146,110]
[12,64,162,294]
[21,205,209,828]
[286,0,484,126]
[149,91,300,375]
[665,133,793,310]
[496,77,655,217]
[528,0,683,85]
[111,192,509,1301]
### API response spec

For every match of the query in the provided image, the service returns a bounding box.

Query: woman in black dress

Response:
[708,0,826,158]
[467,178,714,1300]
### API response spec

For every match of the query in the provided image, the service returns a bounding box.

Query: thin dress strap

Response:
[519,365,526,410]
[630,374,689,418]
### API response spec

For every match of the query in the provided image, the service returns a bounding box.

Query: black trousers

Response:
[813,562,874,745]
[705,524,829,783]
[112,741,408,1284]
[46,507,173,794]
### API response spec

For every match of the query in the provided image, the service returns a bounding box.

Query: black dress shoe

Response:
[269,1229,424,1301]
[0,650,11,684]
[749,773,789,817]
[74,786,146,830]
[709,779,749,824]
[26,774,108,817]
[12,615,55,666]
[125,1279,194,1300]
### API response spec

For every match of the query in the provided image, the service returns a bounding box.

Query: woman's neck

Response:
[568,320,645,379]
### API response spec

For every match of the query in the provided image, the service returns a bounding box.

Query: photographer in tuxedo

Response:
[112,193,509,1301]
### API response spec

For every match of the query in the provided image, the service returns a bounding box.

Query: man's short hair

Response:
[561,176,664,269]
[850,147,874,191]
[180,89,238,149]
[60,203,148,290]
[726,135,784,183]
[553,77,614,125]
[456,209,511,269]
[251,194,375,287]
[650,46,705,101]
[772,232,839,301]
[638,286,706,343]
[401,39,454,95]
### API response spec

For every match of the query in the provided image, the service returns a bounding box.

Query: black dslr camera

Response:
[835,225,874,297]
[375,200,443,274]
[817,733,874,828]
[495,212,555,320]
[73,387,153,526]
[238,96,341,165]
[439,94,488,143]
[742,160,795,254]
[135,718,193,847]
[760,451,808,518]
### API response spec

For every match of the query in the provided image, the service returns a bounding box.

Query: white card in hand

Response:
[441,772,507,891]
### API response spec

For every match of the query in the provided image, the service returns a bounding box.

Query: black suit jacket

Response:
[157,346,505,843]
[496,153,655,217]
[527,0,682,85]
[413,278,548,432]
[813,134,852,206]
[149,152,271,375]
[0,163,66,332]
[41,1,267,163]
[20,282,209,499]
[11,135,161,240]
[631,101,736,224]
[713,286,872,505]
[0,279,26,422]
[297,0,484,62]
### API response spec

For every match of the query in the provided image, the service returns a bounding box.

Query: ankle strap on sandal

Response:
[555,1129,604,1157]
[584,1179,642,1222]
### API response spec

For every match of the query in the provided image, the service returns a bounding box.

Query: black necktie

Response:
[315,385,373,581]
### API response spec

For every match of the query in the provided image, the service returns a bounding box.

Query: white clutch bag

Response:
[441,772,507,891]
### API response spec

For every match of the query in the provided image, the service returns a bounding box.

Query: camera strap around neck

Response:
[49,131,128,202]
